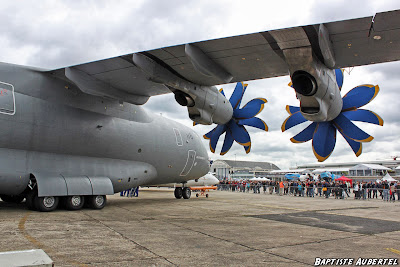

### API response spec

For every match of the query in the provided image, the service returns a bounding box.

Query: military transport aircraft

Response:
[0,10,399,212]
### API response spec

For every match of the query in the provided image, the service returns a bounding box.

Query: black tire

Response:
[36,196,59,212]
[64,196,85,210]
[174,187,183,199]
[206,194,209,198]
[196,193,199,197]
[0,195,25,204]
[86,195,107,209]
[26,190,37,210]
[182,187,191,199]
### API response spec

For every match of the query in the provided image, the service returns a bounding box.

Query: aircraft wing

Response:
[54,9,399,104]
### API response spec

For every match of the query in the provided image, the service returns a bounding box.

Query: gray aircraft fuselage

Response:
[0,62,210,196]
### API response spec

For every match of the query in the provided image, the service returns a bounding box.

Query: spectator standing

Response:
[279,181,284,196]
[382,181,389,201]
[354,182,359,199]
[389,183,396,202]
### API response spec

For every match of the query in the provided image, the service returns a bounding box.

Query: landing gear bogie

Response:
[175,187,191,199]
[23,188,106,212]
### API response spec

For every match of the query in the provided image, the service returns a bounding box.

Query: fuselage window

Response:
[173,128,183,146]
[0,81,15,115]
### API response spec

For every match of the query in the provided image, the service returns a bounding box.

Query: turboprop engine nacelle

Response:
[132,53,233,125]
[285,47,342,122]
[275,24,342,122]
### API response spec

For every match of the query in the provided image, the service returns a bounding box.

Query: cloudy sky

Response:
[1,0,399,169]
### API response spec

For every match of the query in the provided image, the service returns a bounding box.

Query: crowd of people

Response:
[217,179,400,202]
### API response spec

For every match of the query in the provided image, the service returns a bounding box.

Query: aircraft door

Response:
[173,128,183,146]
[180,150,196,176]
[0,81,15,115]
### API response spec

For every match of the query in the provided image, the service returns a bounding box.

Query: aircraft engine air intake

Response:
[199,82,268,155]
[282,69,383,162]
[174,91,195,107]
[291,70,317,96]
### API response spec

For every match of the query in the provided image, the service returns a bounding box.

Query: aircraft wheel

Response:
[86,195,107,209]
[196,193,199,197]
[36,196,59,212]
[206,194,209,198]
[26,190,37,210]
[0,195,25,204]
[174,187,183,199]
[65,196,85,210]
[182,187,191,199]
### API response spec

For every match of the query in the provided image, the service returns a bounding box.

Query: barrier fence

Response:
[217,184,399,201]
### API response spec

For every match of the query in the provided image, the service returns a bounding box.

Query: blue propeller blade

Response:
[290,122,317,143]
[286,105,300,115]
[202,82,268,155]
[333,113,373,142]
[219,88,225,97]
[203,128,214,140]
[227,120,251,146]
[233,98,267,119]
[209,125,226,153]
[281,111,307,132]
[229,82,247,109]
[338,131,363,157]
[220,129,234,155]
[312,122,337,162]
[238,117,268,131]
[342,85,379,111]
[342,109,384,126]
[335,69,344,90]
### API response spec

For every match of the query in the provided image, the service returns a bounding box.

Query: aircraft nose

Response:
[212,177,219,185]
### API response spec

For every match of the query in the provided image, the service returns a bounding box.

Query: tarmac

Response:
[0,188,400,266]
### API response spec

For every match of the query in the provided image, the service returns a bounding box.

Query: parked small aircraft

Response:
[150,172,219,199]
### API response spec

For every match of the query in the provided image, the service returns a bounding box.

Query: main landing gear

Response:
[174,187,191,199]
[24,189,107,212]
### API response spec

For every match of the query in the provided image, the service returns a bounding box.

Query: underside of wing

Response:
[50,9,399,105]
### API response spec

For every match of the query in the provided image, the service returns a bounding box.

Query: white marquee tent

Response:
[381,173,398,182]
